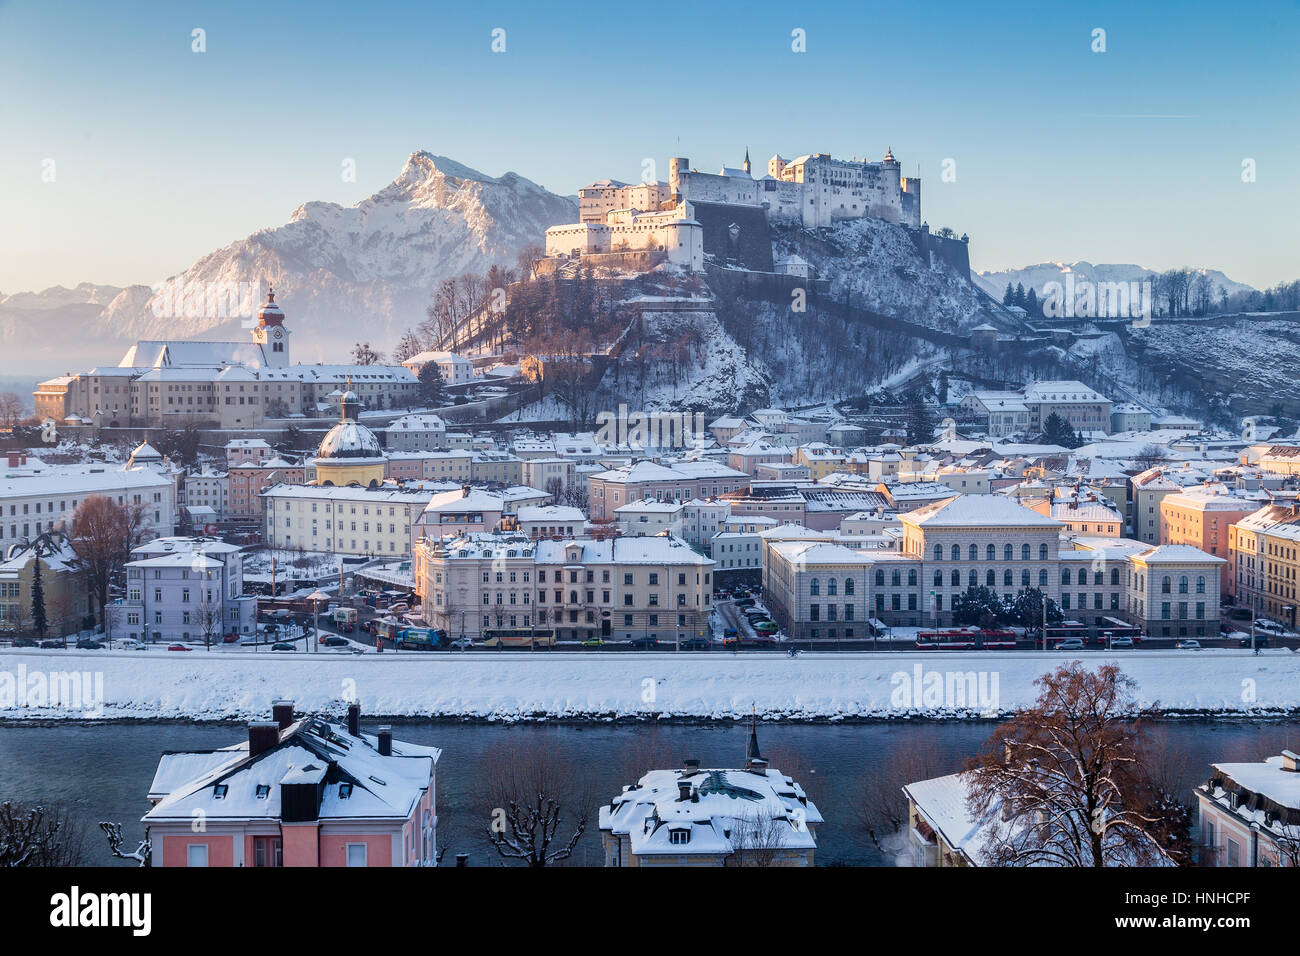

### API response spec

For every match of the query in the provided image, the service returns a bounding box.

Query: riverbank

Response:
[1,646,1296,721]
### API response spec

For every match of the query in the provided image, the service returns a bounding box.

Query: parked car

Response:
[389,602,410,615]
[321,636,350,648]
[449,638,474,649]
[12,637,37,647]
[1108,637,1135,649]
[271,642,297,652]
[1175,639,1202,650]
[222,632,240,643]
[1239,634,1269,648]
[75,638,103,650]
[116,639,147,651]
[39,639,64,649]
[580,637,605,647]
[1055,638,1086,650]
[167,643,192,652]
[1255,619,1286,635]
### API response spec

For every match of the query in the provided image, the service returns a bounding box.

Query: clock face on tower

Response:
[273,329,282,339]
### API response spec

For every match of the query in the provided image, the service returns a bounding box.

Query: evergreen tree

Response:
[1014,282,1026,307]
[417,361,448,407]
[1003,282,1014,306]
[904,390,938,445]
[952,585,1004,628]
[1025,287,1039,317]
[1040,411,1080,448]
[30,556,47,638]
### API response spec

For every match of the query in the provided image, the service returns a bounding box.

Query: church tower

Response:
[251,284,290,368]
[742,146,751,175]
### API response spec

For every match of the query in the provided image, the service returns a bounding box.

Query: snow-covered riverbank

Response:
[1,647,1296,722]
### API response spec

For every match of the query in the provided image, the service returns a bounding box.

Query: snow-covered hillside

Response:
[1,153,576,368]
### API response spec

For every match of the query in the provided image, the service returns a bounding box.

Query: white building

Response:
[514,504,585,540]
[0,464,176,554]
[401,351,476,386]
[262,485,435,558]
[384,413,448,452]
[1197,751,1300,867]
[615,498,685,537]
[107,537,256,643]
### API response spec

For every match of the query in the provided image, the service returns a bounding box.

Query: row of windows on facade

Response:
[7,492,162,516]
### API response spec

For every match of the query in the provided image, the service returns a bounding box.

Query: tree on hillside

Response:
[1040,411,1079,448]
[417,362,448,407]
[965,663,1187,867]
[1132,443,1172,471]
[68,495,144,627]
[1025,286,1039,317]
[0,392,25,428]
[1003,282,1015,306]
[904,389,937,445]
[351,342,383,365]
[391,329,424,364]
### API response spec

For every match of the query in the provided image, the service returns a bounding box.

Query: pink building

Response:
[588,460,750,520]
[144,701,439,867]
[228,457,306,520]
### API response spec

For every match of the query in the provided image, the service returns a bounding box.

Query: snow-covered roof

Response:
[903,494,1062,529]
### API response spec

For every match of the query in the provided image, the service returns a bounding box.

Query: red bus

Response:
[916,627,1019,650]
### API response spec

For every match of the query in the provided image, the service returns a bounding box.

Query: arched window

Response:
[1039,543,1049,560]
[952,545,960,561]
[844,578,855,595]
[1021,544,1031,560]
[951,570,961,587]
[1179,576,1188,594]
[827,578,837,595]
[875,569,885,587]
[1111,568,1120,586]
[968,544,978,561]
[1196,576,1205,594]
[1004,569,1013,586]
[1161,576,1171,594]
[891,570,901,587]
[986,544,996,561]
[1039,569,1048,586]
[934,545,943,561]
[809,578,820,596]
[908,569,917,586]
[1021,569,1030,587]
[1004,544,1014,561]
[986,569,996,586]
[933,570,943,586]
[968,570,978,587]
[1062,568,1072,585]
[1094,570,1103,585]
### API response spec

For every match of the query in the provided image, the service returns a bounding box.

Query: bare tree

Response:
[480,741,591,867]
[854,744,952,855]
[351,342,383,365]
[0,391,25,428]
[99,822,151,866]
[728,811,788,867]
[68,495,143,626]
[196,592,223,650]
[0,800,85,866]
[965,663,1185,867]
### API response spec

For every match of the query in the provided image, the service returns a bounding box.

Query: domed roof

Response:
[316,421,383,460]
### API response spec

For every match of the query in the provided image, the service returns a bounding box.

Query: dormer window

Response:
[255,784,270,799]
[669,828,690,845]
[339,783,353,799]
[213,784,228,799]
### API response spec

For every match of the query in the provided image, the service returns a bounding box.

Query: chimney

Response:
[346,702,361,737]
[272,698,294,729]
[678,779,692,801]
[1282,750,1300,773]
[248,721,280,758]
[683,758,700,773]
[377,725,393,756]
[455,853,469,867]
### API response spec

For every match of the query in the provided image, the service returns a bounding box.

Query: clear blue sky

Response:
[2,0,1296,292]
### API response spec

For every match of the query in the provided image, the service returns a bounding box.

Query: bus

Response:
[373,618,401,647]
[1044,621,1088,647]
[915,627,1019,650]
[480,628,556,649]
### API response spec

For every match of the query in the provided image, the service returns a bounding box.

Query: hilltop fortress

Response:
[545,148,924,274]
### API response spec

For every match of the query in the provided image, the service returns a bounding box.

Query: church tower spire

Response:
[742,146,751,175]
[251,281,290,369]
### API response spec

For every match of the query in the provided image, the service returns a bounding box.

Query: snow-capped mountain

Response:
[972,261,1255,301]
[0,153,577,370]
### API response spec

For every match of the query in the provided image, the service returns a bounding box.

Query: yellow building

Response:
[0,532,90,638]
[312,389,386,488]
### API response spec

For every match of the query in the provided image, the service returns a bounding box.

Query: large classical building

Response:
[414,530,714,643]
[106,536,256,643]
[34,288,417,428]
[1160,486,1258,594]
[1228,502,1300,627]
[762,494,1224,638]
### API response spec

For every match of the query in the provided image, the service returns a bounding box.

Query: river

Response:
[1,719,1295,866]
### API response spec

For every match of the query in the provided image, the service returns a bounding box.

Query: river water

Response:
[1,719,1295,866]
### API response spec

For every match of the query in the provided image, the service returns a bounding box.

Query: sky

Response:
[1,0,1297,293]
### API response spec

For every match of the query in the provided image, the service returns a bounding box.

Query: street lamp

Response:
[307,589,331,654]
